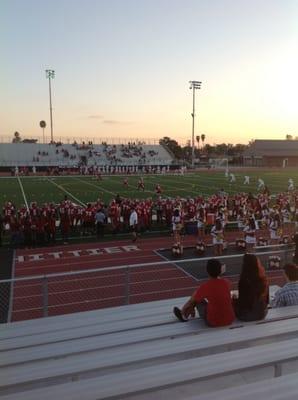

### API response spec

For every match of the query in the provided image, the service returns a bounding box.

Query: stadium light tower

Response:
[189,80,202,168]
[46,69,55,143]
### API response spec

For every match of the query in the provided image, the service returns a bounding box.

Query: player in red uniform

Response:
[155,184,162,195]
[109,200,120,233]
[122,200,131,229]
[46,204,56,243]
[82,203,94,235]
[59,201,71,243]
[3,202,15,225]
[187,199,196,219]
[18,205,28,224]
[164,199,173,226]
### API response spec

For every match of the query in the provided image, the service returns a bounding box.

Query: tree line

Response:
[159,136,248,163]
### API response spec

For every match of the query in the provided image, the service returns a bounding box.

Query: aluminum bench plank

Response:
[1,338,298,399]
[2,304,298,352]
[190,373,298,400]
[1,316,298,369]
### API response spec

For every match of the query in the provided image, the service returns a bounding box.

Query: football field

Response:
[0,169,296,208]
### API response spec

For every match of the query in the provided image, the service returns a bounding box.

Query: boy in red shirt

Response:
[173,259,235,327]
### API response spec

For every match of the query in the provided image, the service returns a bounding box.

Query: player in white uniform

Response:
[229,173,236,183]
[257,178,265,191]
[243,175,250,185]
[225,168,229,178]
[288,178,294,191]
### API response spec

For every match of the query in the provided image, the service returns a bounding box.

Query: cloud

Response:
[87,114,103,119]
[103,120,133,125]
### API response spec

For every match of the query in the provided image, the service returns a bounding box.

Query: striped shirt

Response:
[272,282,298,308]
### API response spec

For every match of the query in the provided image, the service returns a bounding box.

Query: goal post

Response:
[209,158,229,169]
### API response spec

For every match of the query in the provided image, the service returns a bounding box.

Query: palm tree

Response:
[196,135,200,149]
[201,134,206,150]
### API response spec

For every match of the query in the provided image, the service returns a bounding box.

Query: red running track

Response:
[12,236,199,321]
[12,234,286,322]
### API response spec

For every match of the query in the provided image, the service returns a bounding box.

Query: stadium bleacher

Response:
[0,143,173,168]
[1,291,298,399]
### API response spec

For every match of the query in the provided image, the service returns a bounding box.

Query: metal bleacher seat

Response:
[1,297,298,399]
[187,373,298,400]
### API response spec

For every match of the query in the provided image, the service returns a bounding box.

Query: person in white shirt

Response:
[172,208,182,244]
[288,178,294,191]
[243,175,250,185]
[129,207,138,242]
[257,178,265,191]
[269,213,282,244]
[211,218,224,256]
[229,173,236,183]
[243,217,257,251]
[272,263,298,307]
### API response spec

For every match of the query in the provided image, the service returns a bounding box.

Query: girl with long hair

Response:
[233,254,269,321]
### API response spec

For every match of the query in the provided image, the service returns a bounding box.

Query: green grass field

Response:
[0,170,296,208]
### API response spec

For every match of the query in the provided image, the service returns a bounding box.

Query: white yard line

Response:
[46,177,86,206]
[74,177,117,196]
[17,176,29,211]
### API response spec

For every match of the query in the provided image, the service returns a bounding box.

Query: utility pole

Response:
[189,80,202,168]
[46,69,55,143]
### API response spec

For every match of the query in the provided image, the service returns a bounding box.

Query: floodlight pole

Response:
[189,81,201,168]
[46,70,55,143]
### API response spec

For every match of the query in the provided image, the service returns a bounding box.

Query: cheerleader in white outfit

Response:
[269,214,282,244]
[196,209,205,241]
[211,218,224,256]
[172,208,183,244]
[243,217,257,252]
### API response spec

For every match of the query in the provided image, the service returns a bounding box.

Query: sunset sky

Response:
[1,0,298,145]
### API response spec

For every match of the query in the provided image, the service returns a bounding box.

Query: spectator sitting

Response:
[173,259,235,327]
[233,254,269,321]
[272,263,298,307]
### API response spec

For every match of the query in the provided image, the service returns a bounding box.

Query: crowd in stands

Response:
[103,144,122,163]
[120,143,143,158]
[32,148,77,163]
[6,141,170,171]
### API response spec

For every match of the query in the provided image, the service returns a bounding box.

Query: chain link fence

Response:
[0,244,295,323]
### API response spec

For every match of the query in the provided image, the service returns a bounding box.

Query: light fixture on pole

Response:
[189,80,202,168]
[39,120,46,143]
[45,69,55,143]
